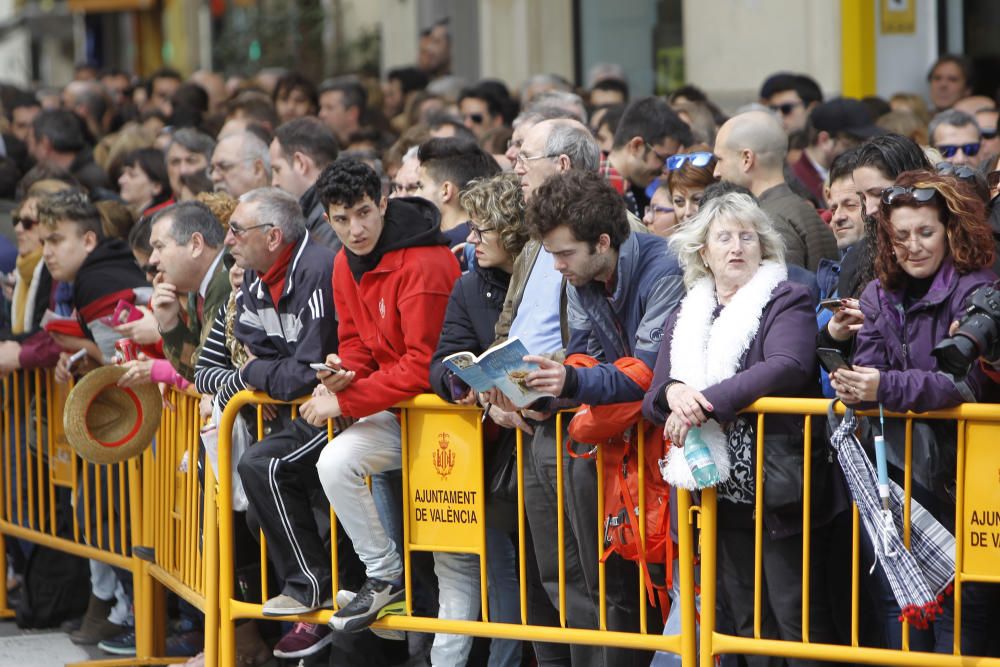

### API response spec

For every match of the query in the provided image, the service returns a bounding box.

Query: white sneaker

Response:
[335,588,406,640]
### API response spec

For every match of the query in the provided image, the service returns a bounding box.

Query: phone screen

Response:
[817,347,850,374]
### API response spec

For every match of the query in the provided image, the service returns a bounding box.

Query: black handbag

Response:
[484,428,518,502]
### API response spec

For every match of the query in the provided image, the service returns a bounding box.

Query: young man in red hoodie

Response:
[299,160,467,661]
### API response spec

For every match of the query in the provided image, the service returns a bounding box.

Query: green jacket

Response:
[160,250,231,381]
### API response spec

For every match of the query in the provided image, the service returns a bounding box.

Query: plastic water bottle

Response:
[684,426,719,489]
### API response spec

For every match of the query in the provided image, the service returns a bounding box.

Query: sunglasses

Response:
[982,128,998,140]
[768,101,803,116]
[13,216,37,230]
[881,185,938,206]
[937,142,981,159]
[464,113,485,125]
[665,152,714,170]
[935,161,977,182]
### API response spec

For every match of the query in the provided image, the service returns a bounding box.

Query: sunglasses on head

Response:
[937,142,981,159]
[13,216,37,230]
[768,101,802,116]
[881,185,938,206]
[936,161,977,182]
[665,152,714,170]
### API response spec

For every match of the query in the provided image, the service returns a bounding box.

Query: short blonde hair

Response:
[668,192,785,288]
[459,172,529,258]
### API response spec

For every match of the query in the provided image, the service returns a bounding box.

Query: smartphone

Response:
[817,347,851,374]
[310,362,337,373]
[101,300,143,327]
[66,348,88,372]
[819,298,843,312]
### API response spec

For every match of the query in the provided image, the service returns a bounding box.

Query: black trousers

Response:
[238,418,332,608]
[716,503,839,667]
[523,416,652,667]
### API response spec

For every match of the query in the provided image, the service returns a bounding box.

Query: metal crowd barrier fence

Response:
[5,373,1000,667]
[0,369,215,666]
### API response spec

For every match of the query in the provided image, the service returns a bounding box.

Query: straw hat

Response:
[64,366,162,464]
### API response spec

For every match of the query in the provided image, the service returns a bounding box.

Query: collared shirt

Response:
[199,250,225,299]
[508,248,563,354]
[598,156,640,218]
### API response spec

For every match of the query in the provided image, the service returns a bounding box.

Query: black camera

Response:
[932,282,1000,377]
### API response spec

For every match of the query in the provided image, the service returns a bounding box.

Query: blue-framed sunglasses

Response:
[665,152,714,170]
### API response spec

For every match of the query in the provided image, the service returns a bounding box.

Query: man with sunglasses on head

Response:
[601,96,692,217]
[930,109,984,168]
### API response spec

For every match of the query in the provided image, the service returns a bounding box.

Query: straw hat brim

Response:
[64,366,162,465]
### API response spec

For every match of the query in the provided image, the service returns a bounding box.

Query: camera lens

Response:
[932,335,980,377]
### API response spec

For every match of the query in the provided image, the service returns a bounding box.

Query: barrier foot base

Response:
[0,609,15,618]
[65,657,190,667]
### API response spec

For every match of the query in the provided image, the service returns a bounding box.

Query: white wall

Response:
[683,0,840,112]
[479,0,573,95]
[874,0,937,101]
[377,0,419,73]
[0,0,31,87]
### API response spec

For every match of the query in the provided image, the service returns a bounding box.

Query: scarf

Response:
[259,242,296,307]
[661,261,787,490]
[12,248,43,335]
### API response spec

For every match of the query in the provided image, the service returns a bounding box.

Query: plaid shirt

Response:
[599,155,641,218]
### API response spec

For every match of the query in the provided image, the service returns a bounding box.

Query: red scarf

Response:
[259,243,296,306]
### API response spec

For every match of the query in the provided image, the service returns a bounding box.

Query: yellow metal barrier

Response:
[696,397,1000,667]
[0,370,213,666]
[216,391,696,664]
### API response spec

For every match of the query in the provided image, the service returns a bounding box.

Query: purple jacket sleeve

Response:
[642,311,680,426]
[699,285,817,422]
[17,331,62,370]
[853,284,986,413]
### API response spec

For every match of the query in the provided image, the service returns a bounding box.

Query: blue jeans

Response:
[486,528,521,667]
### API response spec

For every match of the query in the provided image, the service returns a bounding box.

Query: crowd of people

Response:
[1,24,1000,667]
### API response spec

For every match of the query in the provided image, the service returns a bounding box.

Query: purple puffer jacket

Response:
[854,258,997,413]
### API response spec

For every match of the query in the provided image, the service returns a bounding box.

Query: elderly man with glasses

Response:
[209,131,271,198]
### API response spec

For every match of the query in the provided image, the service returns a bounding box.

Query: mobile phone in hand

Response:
[310,362,337,373]
[817,347,851,374]
[819,298,843,312]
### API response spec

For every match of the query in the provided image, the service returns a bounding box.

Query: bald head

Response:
[952,95,997,116]
[713,111,787,189]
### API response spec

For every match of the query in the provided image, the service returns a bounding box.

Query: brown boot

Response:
[69,594,125,645]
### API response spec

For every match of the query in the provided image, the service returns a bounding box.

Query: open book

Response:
[442,337,552,408]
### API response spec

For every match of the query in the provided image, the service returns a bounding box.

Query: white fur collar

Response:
[661,261,787,490]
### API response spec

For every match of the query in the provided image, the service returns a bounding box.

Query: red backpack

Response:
[564,354,673,614]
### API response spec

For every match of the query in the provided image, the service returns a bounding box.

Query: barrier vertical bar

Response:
[677,489,696,666]
[516,427,527,625]
[637,425,647,634]
[34,370,46,533]
[850,504,860,647]
[596,442,607,631]
[13,374,22,527]
[203,463,220,667]
[699,488,717,667]
[400,406,413,617]
[901,419,913,650]
[953,420,965,655]
[753,414,765,639]
[801,414,812,643]
[556,411,566,628]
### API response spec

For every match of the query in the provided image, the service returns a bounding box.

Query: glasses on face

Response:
[982,128,998,140]
[208,158,253,177]
[644,205,675,217]
[466,221,497,242]
[936,161,977,181]
[644,142,673,164]
[665,152,714,171]
[13,216,37,230]
[936,142,981,159]
[880,185,938,206]
[769,101,803,116]
[464,113,485,125]
[515,152,555,168]
[228,221,275,238]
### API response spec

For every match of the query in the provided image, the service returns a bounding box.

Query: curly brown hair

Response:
[875,169,994,291]
[195,191,238,227]
[459,172,529,258]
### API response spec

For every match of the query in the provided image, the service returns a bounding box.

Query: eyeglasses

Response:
[464,113,485,125]
[13,216,37,230]
[644,142,673,164]
[466,221,497,242]
[936,142,981,159]
[769,101,803,116]
[880,185,938,206]
[515,152,555,168]
[644,205,675,217]
[936,161,978,182]
[208,158,254,177]
[982,128,998,140]
[665,152,714,171]
[228,221,275,237]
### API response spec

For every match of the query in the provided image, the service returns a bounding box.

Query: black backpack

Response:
[15,543,90,629]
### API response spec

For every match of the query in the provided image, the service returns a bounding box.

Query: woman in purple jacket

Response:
[830,169,998,655]
[643,192,839,667]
